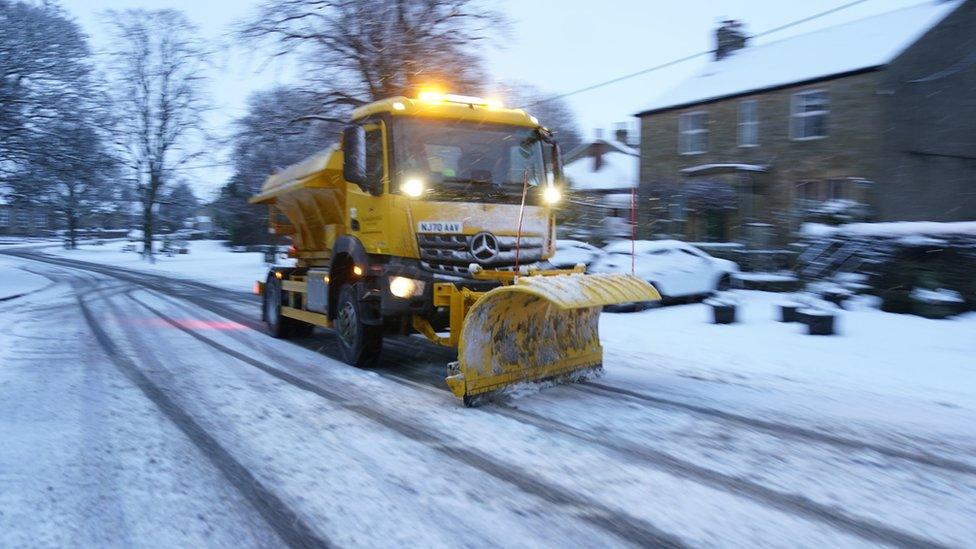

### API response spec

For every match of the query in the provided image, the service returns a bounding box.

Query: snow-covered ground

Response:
[0,255,52,299]
[2,245,975,547]
[41,239,291,293]
[600,293,976,439]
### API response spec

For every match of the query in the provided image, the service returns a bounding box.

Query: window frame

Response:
[790,89,829,141]
[737,100,759,148]
[362,121,388,194]
[678,111,708,155]
[827,178,848,200]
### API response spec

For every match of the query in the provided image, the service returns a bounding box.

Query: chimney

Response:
[613,122,629,145]
[715,19,747,60]
[593,129,605,171]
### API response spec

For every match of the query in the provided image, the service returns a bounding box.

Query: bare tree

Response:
[240,0,505,118]
[38,119,117,248]
[213,86,342,245]
[0,1,120,246]
[0,0,94,195]
[505,83,584,154]
[106,9,208,261]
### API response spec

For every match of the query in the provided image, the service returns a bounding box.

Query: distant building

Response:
[635,0,975,243]
[563,126,639,240]
[0,203,52,236]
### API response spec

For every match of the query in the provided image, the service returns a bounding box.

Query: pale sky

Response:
[59,0,930,199]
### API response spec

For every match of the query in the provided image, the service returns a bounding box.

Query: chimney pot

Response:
[715,19,747,60]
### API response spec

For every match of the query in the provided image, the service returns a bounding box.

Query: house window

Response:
[738,100,758,147]
[678,111,708,154]
[791,90,828,139]
[795,180,821,203]
[16,210,28,226]
[0,209,9,226]
[827,179,848,200]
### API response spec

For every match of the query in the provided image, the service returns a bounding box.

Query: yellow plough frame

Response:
[412,267,660,404]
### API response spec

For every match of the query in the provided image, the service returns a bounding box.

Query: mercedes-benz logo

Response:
[470,232,499,263]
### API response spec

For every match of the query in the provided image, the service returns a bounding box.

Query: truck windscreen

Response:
[393,118,547,195]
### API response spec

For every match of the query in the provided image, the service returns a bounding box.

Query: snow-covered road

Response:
[1,249,974,548]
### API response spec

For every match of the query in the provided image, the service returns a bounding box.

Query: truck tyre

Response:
[264,273,308,339]
[334,283,382,367]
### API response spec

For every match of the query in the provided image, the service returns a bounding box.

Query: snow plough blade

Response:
[448,273,660,404]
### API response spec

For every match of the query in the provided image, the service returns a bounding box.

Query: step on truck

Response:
[249,91,659,405]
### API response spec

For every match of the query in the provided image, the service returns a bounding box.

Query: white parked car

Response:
[549,239,605,269]
[590,240,739,299]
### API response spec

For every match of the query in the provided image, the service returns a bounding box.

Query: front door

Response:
[704,211,728,242]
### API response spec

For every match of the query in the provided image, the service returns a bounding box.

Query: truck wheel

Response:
[264,274,308,338]
[334,283,382,367]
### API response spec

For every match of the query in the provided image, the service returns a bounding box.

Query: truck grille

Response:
[418,234,544,276]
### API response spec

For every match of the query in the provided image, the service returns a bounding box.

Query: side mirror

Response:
[342,125,366,186]
[550,142,564,185]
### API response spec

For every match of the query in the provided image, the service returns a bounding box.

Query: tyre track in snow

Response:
[488,404,948,549]
[11,250,976,477]
[133,290,961,549]
[573,382,976,477]
[72,286,332,549]
[8,251,969,547]
[127,293,688,549]
[365,369,957,549]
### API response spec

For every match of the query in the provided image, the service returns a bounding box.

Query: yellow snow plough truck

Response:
[250,92,660,405]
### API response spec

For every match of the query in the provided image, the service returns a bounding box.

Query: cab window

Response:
[365,127,384,192]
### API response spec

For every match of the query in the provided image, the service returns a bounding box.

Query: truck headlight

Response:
[543,186,561,204]
[401,178,424,197]
[389,276,425,298]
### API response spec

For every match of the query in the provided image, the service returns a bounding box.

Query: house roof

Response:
[636,1,962,116]
[564,150,639,191]
[565,138,637,163]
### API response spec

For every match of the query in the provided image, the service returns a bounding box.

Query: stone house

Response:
[635,0,975,243]
[562,126,639,241]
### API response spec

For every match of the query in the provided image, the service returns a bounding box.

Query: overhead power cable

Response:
[525,0,875,107]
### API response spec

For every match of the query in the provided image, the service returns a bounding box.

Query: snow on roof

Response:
[603,239,689,254]
[638,1,961,115]
[564,138,638,163]
[681,163,769,175]
[607,139,638,156]
[801,221,976,238]
[564,151,638,191]
[604,192,635,206]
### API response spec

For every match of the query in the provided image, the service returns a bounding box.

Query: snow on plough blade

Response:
[448,273,660,405]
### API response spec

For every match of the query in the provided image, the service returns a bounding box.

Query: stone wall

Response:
[638,70,885,242]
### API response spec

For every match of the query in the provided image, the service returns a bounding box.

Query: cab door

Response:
[346,121,391,252]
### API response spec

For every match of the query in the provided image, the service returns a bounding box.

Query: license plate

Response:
[418,221,462,233]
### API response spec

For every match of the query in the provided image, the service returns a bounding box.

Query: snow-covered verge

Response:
[0,237,62,248]
[41,240,293,293]
[600,291,976,436]
[0,256,51,299]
